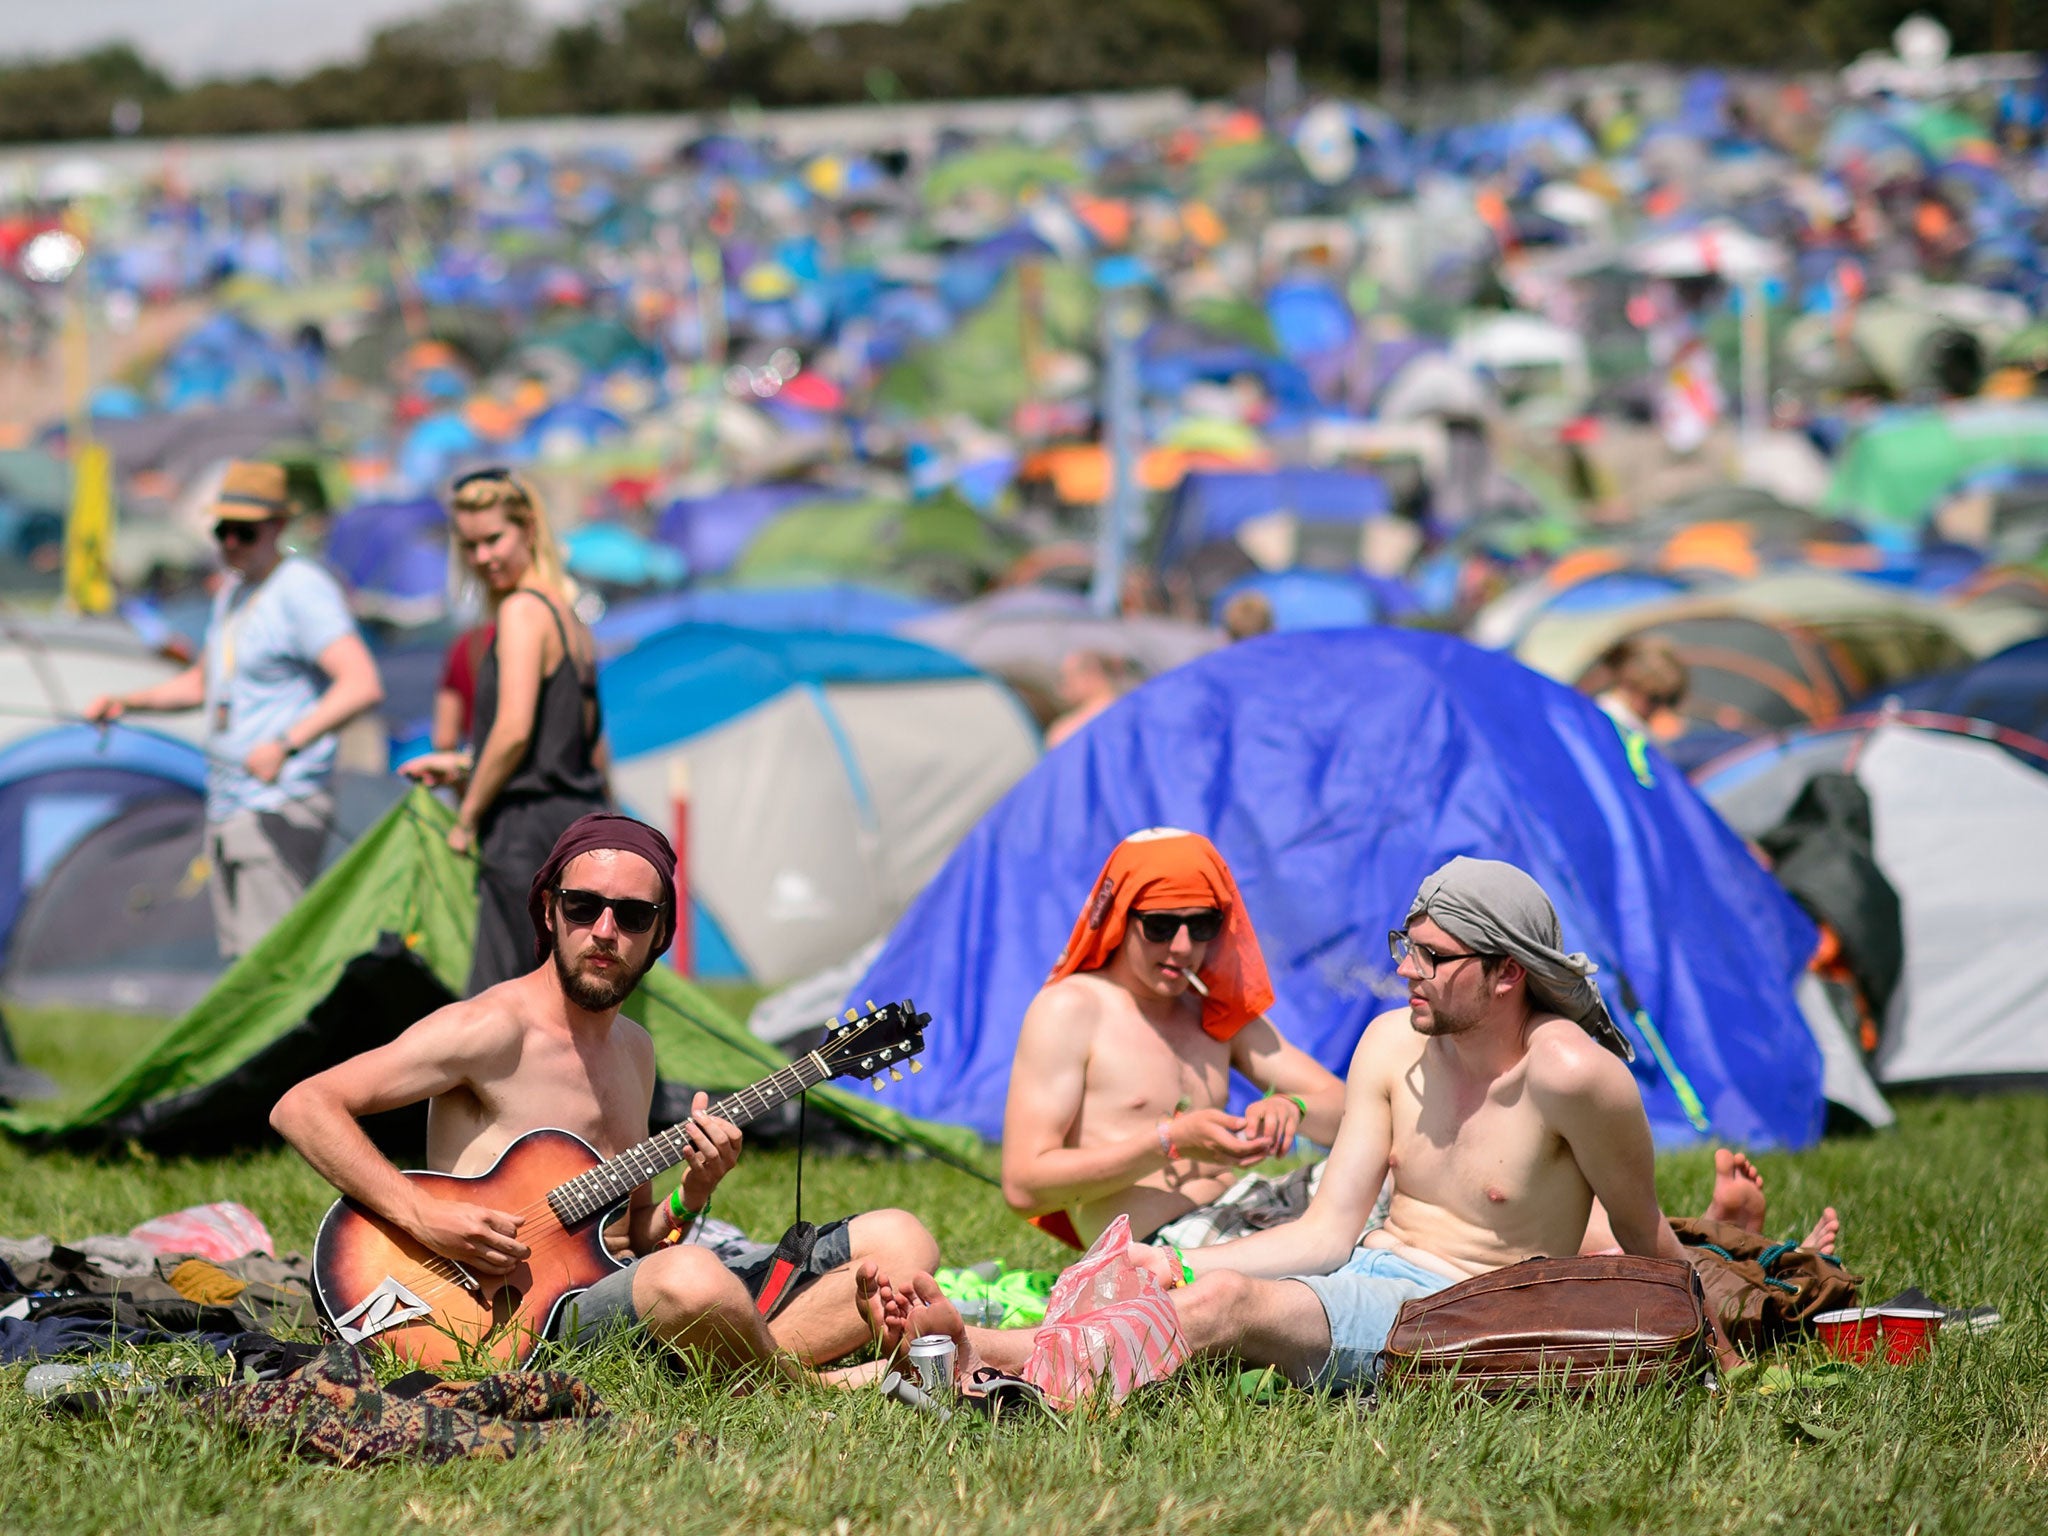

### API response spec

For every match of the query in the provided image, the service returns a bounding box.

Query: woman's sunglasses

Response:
[554,886,667,935]
[1130,909,1225,944]
[213,520,265,545]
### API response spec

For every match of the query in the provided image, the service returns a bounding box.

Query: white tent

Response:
[0,618,206,751]
[605,645,1040,985]
[1705,718,2048,1091]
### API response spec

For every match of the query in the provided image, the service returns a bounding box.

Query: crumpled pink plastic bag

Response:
[1022,1214,1189,1409]
[129,1201,274,1262]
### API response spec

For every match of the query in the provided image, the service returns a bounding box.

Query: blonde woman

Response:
[402,468,610,994]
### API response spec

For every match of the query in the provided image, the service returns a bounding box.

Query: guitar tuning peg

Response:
[844,1008,859,1022]
[866,999,878,1012]
[869,1077,885,1091]
[909,1060,923,1074]
[889,1068,903,1082]
[877,1047,892,1060]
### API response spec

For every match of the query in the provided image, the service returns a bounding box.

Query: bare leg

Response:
[1171,1270,1332,1387]
[628,1245,797,1379]
[904,1270,1333,1389]
[1704,1149,1768,1233]
[765,1209,940,1369]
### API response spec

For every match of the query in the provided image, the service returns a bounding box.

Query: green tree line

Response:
[0,0,2039,145]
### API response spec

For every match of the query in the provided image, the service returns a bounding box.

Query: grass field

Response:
[3,1003,2046,1535]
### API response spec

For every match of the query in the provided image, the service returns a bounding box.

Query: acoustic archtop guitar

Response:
[311,999,929,1369]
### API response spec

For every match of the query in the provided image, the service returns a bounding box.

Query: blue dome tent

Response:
[849,630,1825,1149]
[0,725,206,954]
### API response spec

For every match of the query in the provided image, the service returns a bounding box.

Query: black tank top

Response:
[471,589,606,802]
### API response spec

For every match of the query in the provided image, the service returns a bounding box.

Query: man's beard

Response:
[1411,991,1486,1037]
[553,933,655,1012]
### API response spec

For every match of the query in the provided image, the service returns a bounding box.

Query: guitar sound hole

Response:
[491,1286,526,1329]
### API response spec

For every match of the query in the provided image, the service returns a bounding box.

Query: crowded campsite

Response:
[0,10,2044,1533]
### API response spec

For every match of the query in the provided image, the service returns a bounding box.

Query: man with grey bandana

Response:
[1006,854,1747,1389]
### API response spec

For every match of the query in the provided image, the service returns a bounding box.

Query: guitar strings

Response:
[352,1017,908,1315]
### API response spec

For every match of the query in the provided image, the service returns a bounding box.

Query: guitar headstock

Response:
[819,999,930,1091]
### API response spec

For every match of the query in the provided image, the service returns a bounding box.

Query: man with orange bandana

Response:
[999,829,1345,1252]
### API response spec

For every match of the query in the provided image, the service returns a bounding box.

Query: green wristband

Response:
[1170,1244,1194,1286]
[667,1186,702,1230]
[1288,1094,1308,1117]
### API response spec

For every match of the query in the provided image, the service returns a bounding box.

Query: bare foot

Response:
[1704,1148,1768,1234]
[853,1260,911,1363]
[1801,1206,1840,1256]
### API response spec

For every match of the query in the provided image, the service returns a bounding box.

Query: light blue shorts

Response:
[1291,1249,1456,1388]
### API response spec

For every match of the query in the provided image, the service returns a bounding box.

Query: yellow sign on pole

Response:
[64,439,116,615]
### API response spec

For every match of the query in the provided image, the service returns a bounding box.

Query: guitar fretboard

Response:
[547,1053,830,1226]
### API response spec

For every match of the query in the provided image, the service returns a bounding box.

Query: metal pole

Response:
[1091,285,1142,618]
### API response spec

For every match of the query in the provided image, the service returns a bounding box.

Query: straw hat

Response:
[207,461,294,523]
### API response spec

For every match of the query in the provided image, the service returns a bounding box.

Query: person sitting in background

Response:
[1001,829,1345,1252]
[1044,649,1134,749]
[87,461,384,959]
[1219,590,1275,643]
[400,470,611,997]
[1585,635,1688,739]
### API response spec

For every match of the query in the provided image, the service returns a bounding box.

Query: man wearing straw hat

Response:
[86,461,385,958]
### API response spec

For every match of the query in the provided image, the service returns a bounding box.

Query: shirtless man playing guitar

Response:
[1001,830,1345,1251]
[272,812,937,1377]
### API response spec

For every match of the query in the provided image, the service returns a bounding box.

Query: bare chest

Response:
[1386,1071,1580,1224]
[1077,1010,1230,1139]
[434,1035,650,1175]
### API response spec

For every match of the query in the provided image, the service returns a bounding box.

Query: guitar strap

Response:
[752,1220,818,1320]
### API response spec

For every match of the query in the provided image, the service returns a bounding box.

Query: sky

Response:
[0,0,916,81]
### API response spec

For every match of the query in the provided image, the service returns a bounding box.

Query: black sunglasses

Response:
[554,886,667,935]
[213,520,264,545]
[1131,909,1225,944]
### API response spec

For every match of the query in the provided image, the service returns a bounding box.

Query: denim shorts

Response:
[1292,1248,1457,1388]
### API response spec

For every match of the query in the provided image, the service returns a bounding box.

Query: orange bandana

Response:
[1046,828,1274,1041]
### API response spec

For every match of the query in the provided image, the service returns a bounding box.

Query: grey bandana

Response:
[1406,857,1635,1061]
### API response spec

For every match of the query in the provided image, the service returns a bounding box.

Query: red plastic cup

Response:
[1813,1306,1883,1363]
[1878,1307,1943,1363]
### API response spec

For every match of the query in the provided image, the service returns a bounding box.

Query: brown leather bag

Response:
[1378,1254,1712,1396]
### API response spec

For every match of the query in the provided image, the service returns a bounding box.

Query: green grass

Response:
[3,1006,2046,1534]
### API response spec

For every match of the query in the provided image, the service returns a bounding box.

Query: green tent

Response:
[1825,404,2048,528]
[1,790,984,1172]
[876,262,1096,428]
[922,145,1083,206]
[732,495,1019,598]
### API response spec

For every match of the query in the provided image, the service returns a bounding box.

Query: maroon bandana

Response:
[527,812,680,961]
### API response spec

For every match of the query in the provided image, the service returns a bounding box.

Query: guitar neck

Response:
[547,1053,830,1226]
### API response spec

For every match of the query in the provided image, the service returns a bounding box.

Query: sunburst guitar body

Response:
[311,1000,929,1369]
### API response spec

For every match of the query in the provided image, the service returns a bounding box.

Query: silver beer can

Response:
[906,1332,957,1396]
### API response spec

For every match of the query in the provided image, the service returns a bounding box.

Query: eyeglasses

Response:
[554,887,667,935]
[1131,909,1225,944]
[1388,929,1490,979]
[213,520,263,545]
